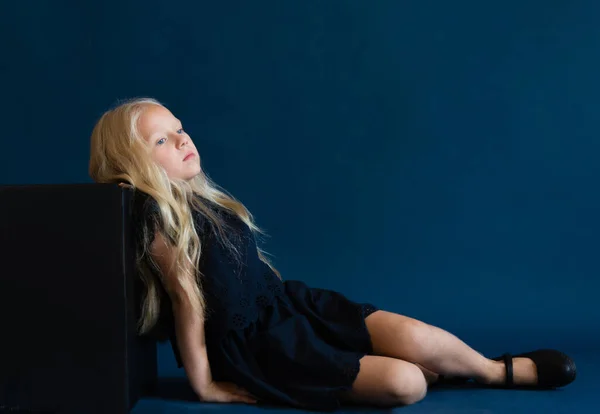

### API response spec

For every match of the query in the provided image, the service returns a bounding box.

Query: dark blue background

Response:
[1,0,598,380]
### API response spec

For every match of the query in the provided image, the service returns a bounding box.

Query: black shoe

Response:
[492,349,576,389]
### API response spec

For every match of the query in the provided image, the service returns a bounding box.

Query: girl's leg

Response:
[364,311,538,385]
[338,355,428,407]
[415,363,440,384]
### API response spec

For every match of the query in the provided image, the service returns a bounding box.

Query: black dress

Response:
[132,191,379,411]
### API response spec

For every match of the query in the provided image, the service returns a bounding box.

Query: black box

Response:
[0,183,157,413]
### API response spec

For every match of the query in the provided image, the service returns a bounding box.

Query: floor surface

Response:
[130,352,597,414]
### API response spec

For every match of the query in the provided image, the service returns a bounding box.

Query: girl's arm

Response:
[149,232,256,404]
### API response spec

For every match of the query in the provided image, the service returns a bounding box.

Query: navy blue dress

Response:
[132,191,379,411]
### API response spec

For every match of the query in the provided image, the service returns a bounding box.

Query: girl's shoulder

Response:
[129,189,227,236]
[130,189,160,224]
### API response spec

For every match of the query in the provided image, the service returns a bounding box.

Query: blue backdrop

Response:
[1,0,598,379]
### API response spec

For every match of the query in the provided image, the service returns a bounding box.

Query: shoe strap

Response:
[503,353,514,387]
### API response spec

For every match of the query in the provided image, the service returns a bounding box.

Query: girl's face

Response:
[137,105,201,181]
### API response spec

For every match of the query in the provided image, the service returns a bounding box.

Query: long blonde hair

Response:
[89,97,281,336]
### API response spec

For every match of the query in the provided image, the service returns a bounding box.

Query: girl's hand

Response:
[199,381,258,404]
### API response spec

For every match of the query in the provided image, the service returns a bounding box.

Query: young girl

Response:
[88,97,576,410]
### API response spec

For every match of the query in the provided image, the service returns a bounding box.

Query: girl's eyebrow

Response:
[148,119,181,140]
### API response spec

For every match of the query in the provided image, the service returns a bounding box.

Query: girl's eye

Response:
[157,138,166,145]
[177,128,184,134]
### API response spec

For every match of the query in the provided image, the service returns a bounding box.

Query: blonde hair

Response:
[89,97,280,336]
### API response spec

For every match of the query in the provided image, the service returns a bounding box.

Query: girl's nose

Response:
[177,136,188,148]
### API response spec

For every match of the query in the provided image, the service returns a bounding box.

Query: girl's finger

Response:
[232,393,257,404]
[234,386,253,397]
[242,390,256,398]
[242,396,258,404]
[239,389,258,402]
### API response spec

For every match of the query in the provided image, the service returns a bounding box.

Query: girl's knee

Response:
[386,361,428,405]
[340,356,428,407]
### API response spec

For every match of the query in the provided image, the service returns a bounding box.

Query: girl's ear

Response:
[118,182,133,189]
